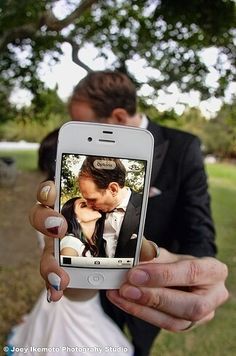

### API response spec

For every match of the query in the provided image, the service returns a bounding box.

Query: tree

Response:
[125,160,145,193]
[0,87,68,141]
[153,103,236,158]
[204,98,236,158]
[0,0,236,121]
[0,82,17,123]
[61,154,83,203]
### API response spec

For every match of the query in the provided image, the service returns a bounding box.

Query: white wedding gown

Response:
[7,291,133,356]
[7,233,133,356]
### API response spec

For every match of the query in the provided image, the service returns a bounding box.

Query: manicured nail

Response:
[48,272,61,291]
[47,289,52,303]
[40,185,51,201]
[129,269,149,286]
[45,216,63,235]
[121,286,142,300]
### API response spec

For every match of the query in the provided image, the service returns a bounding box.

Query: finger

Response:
[140,245,193,264]
[106,290,191,332]
[29,203,67,238]
[180,311,215,332]
[37,180,56,207]
[127,258,228,288]
[119,283,226,322]
[41,237,70,302]
[139,238,158,261]
[139,240,180,263]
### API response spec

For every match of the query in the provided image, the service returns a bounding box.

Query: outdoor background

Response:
[0,1,236,355]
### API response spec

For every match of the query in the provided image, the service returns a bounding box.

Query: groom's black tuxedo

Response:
[115,191,142,258]
[144,120,216,256]
[100,119,216,356]
[97,191,142,258]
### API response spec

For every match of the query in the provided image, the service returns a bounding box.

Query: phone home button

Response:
[87,273,104,286]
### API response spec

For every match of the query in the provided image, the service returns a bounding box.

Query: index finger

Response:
[139,238,158,261]
[127,258,228,287]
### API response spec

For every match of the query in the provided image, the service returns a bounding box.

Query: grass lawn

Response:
[151,162,236,356]
[0,150,38,172]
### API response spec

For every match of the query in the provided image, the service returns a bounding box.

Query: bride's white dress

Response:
[8,291,133,356]
[8,233,133,355]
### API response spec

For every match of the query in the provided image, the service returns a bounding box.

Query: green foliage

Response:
[173,107,208,139]
[61,154,82,205]
[156,0,235,42]
[0,0,235,120]
[0,114,65,142]
[0,0,59,95]
[0,87,68,141]
[147,99,236,159]
[202,99,236,158]
[0,82,16,123]
[30,87,68,122]
[125,160,146,193]
[77,0,236,97]
[203,120,234,157]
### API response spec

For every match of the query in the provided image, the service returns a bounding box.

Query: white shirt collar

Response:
[139,114,149,129]
[116,188,131,211]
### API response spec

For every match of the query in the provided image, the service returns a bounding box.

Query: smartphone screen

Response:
[58,154,147,270]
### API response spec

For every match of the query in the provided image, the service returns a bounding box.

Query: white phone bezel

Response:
[54,121,154,289]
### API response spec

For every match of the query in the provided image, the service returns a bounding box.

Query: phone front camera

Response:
[88,137,92,142]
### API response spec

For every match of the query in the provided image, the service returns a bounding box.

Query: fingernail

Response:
[40,185,51,201]
[48,272,61,291]
[121,286,142,300]
[45,216,63,235]
[129,269,149,286]
[47,289,52,303]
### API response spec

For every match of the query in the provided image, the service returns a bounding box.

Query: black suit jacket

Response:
[115,191,142,258]
[100,120,216,355]
[146,120,216,257]
[97,191,142,258]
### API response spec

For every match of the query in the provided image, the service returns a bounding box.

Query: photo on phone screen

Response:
[58,154,147,269]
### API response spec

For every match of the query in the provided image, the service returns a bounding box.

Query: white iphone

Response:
[54,121,154,289]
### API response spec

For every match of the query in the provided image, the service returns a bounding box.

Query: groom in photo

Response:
[78,156,143,258]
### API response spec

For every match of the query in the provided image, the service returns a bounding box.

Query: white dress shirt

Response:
[103,188,131,257]
[139,114,149,129]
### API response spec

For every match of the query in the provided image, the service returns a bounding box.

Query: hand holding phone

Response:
[54,122,154,289]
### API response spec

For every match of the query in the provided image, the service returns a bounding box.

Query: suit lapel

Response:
[148,120,169,185]
[115,194,140,257]
[150,141,169,185]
